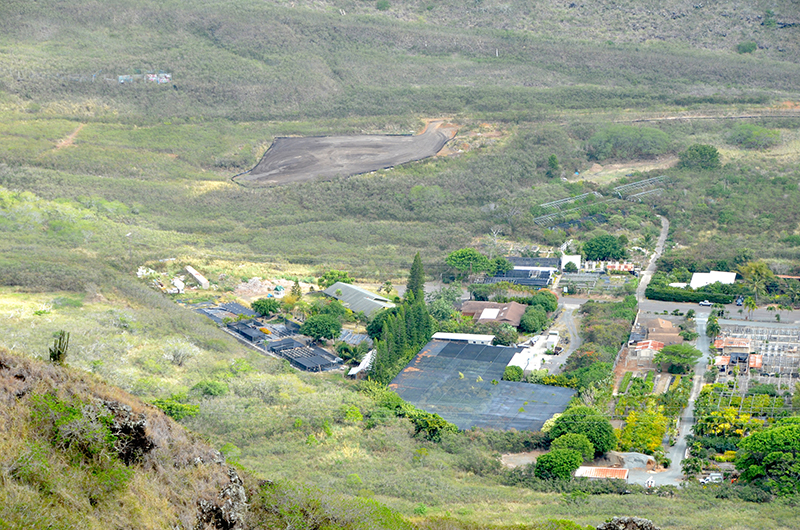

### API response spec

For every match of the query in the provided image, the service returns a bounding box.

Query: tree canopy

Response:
[318,270,353,289]
[406,252,425,300]
[534,449,582,480]
[737,423,800,495]
[502,365,524,382]
[549,406,616,456]
[446,248,491,274]
[299,314,342,342]
[653,344,702,374]
[550,433,595,461]
[251,298,280,316]
[583,234,626,261]
[678,144,720,170]
[489,256,513,276]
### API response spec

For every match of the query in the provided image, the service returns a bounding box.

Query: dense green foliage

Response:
[319,270,354,289]
[737,423,800,496]
[405,252,425,301]
[533,449,582,480]
[727,124,781,150]
[587,125,670,161]
[446,248,491,274]
[653,344,703,374]
[645,286,733,304]
[583,234,626,261]
[677,144,721,170]
[252,298,280,316]
[502,365,524,382]
[299,314,343,341]
[549,406,616,457]
[550,433,595,462]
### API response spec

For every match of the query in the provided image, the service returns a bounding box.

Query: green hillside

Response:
[2,1,800,528]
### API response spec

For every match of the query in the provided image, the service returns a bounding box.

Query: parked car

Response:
[699,300,713,306]
[736,296,744,306]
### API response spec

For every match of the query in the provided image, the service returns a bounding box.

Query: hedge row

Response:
[645,285,733,304]
[618,372,633,394]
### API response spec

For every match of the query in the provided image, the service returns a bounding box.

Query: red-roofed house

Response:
[574,466,629,481]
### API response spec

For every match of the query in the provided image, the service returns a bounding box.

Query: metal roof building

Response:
[574,467,629,481]
[323,282,394,317]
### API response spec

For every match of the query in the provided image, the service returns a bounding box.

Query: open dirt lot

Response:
[234,120,457,186]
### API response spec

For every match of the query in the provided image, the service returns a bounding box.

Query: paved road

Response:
[636,215,669,303]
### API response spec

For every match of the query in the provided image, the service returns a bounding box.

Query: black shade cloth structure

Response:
[390,341,575,431]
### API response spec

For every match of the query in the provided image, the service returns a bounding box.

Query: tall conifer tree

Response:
[406,252,425,301]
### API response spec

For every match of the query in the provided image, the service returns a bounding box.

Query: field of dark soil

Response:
[235,121,457,186]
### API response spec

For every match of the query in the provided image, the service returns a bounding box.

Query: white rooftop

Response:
[432,332,495,344]
[689,271,737,290]
[480,308,500,320]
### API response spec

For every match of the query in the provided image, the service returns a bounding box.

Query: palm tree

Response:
[706,316,721,339]
[767,305,777,321]
[781,279,800,308]
[739,261,774,304]
[744,296,757,320]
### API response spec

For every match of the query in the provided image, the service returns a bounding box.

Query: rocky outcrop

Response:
[196,467,249,530]
[597,517,660,530]
[102,400,155,465]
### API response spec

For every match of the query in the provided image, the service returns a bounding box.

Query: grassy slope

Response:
[1,2,800,528]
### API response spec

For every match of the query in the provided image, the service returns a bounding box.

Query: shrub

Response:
[191,380,229,397]
[534,449,582,480]
[550,433,595,461]
[678,144,720,170]
[152,393,200,420]
[737,41,757,54]
[587,125,669,160]
[503,365,524,382]
[618,372,632,393]
[549,406,616,456]
[727,124,780,150]
[645,285,732,304]
[376,0,390,11]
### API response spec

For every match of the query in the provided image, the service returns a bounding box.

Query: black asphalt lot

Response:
[235,120,456,186]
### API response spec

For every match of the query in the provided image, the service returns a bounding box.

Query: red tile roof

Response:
[635,340,665,351]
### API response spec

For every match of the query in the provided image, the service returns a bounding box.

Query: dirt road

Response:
[235,120,457,186]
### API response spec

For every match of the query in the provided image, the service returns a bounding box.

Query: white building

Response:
[431,332,495,345]
[689,271,737,290]
[561,254,581,271]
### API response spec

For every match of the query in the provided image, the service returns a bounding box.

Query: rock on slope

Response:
[0,347,247,529]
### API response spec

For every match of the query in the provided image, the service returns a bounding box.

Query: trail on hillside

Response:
[54,123,84,150]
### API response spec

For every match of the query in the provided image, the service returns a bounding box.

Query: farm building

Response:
[268,337,343,372]
[689,271,736,290]
[560,254,581,271]
[431,332,495,345]
[390,340,575,431]
[323,282,394,317]
[574,467,629,481]
[460,301,527,328]
[227,320,268,343]
[644,318,683,346]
